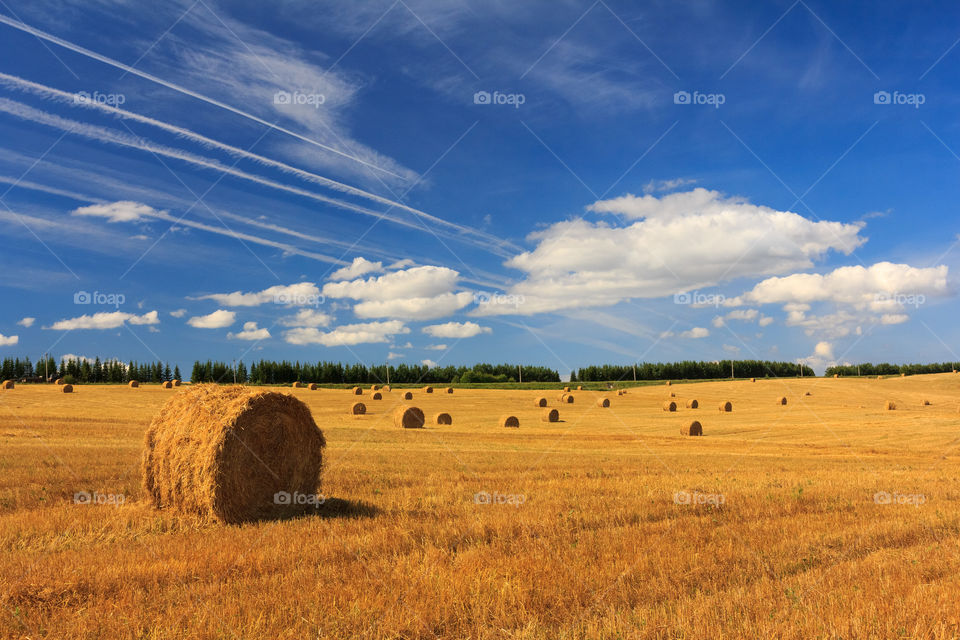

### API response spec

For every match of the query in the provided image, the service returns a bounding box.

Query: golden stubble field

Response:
[2,374,960,639]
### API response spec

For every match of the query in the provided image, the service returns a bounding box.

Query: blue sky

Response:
[0,0,957,376]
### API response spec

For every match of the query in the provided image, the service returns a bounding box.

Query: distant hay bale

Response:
[833,374,839,379]
[161,381,173,389]
[172,380,181,387]
[804,392,812,396]
[129,380,139,388]
[750,378,756,382]
[370,384,380,391]
[423,386,434,394]
[559,393,574,404]
[719,401,732,412]
[877,375,883,380]
[662,401,677,412]
[435,412,452,425]
[445,387,453,394]
[922,399,931,406]
[350,402,366,415]
[541,408,559,422]
[141,384,325,524]
[372,392,382,400]
[577,385,583,390]
[535,397,547,407]
[665,381,672,386]
[395,405,424,429]
[777,396,787,405]
[685,399,698,409]
[500,415,520,428]
[681,421,703,436]
[383,385,391,392]
[885,401,896,410]
[617,390,624,396]
[403,391,413,400]
[901,373,906,377]
[563,386,570,392]
[61,384,73,393]
[1,380,14,390]
[351,386,362,395]
[54,378,63,385]
[597,398,610,408]
[669,392,676,397]
[292,381,304,388]
[308,383,318,391]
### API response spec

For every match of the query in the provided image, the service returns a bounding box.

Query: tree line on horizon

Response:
[572,360,815,381]
[0,357,180,384]
[824,362,960,376]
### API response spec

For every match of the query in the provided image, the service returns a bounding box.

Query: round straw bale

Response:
[308,383,318,391]
[445,387,453,394]
[403,391,413,400]
[541,408,559,422]
[876,375,883,380]
[833,374,839,378]
[662,401,677,412]
[129,380,139,388]
[617,390,624,396]
[777,396,787,405]
[750,378,756,382]
[372,392,382,400]
[560,393,574,404]
[350,402,366,415]
[535,397,547,407]
[54,378,63,385]
[922,399,931,406]
[563,386,571,392]
[141,384,325,523]
[501,415,520,428]
[161,381,173,389]
[172,379,181,387]
[351,386,362,395]
[292,381,303,388]
[685,399,698,409]
[1,380,14,390]
[804,391,812,396]
[885,400,896,410]
[395,405,424,429]
[681,421,703,436]
[669,392,676,397]
[423,386,434,394]
[383,385,391,392]
[901,373,906,377]
[719,401,732,412]
[665,381,672,386]
[577,385,583,391]
[435,412,452,425]
[597,398,610,408]
[370,384,380,391]
[61,383,73,393]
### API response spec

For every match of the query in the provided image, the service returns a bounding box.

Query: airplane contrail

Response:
[0,13,405,179]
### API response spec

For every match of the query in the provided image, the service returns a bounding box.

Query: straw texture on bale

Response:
[681,421,703,436]
[1,380,13,390]
[559,394,574,404]
[395,405,424,429]
[128,380,139,388]
[423,386,434,394]
[403,391,413,400]
[172,380,181,387]
[292,381,303,388]
[351,386,362,395]
[535,397,547,407]
[597,398,610,408]
[719,401,732,412]
[141,384,325,524]
[372,392,382,400]
[161,381,173,389]
[885,401,896,410]
[685,399,698,409]
[541,408,559,422]
[778,397,787,405]
[370,384,380,391]
[445,387,453,394]
[662,401,677,412]
[501,415,520,428]
[435,412,452,425]
[309,383,318,391]
[383,385,391,392]
[61,384,73,393]
[350,402,366,415]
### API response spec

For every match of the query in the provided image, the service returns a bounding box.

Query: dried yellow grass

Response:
[383,385,391,392]
[370,384,380,391]
[394,405,424,429]
[541,408,559,422]
[665,381,672,386]
[172,380,181,387]
[559,394,574,404]
[435,412,452,425]
[577,385,583,391]
[54,378,63,385]
[141,384,325,524]
[292,381,304,388]
[885,401,896,410]
[500,415,520,428]
[445,387,453,394]
[563,386,571,392]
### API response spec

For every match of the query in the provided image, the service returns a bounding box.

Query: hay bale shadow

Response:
[271,497,381,522]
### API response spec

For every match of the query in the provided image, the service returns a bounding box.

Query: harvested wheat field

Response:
[2,375,960,638]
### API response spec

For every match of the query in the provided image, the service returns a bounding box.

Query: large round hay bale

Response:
[563,386,571,392]
[292,381,304,388]
[1,380,14,390]
[535,397,547,407]
[403,391,413,400]
[719,401,732,412]
[54,378,63,385]
[395,405,424,429]
[501,415,519,428]
[423,386,434,394]
[681,421,703,436]
[685,399,698,409]
[309,383,318,391]
[141,384,325,523]
[61,384,73,393]
[777,396,787,405]
[383,385,391,392]
[350,402,366,415]
[161,381,173,389]
[128,380,139,388]
[351,386,362,395]
[172,379,181,387]
[370,384,380,391]
[435,412,452,425]
[372,392,382,400]
[885,400,896,410]
[662,401,677,412]
[541,408,559,422]
[445,387,453,394]
[597,398,610,408]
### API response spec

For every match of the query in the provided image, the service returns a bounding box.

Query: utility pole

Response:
[800,362,803,378]
[518,364,522,384]
[731,360,734,380]
[43,352,48,382]
[232,359,237,384]
[386,363,390,385]
[633,363,637,382]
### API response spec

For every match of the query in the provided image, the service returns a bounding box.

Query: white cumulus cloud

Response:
[280,308,333,327]
[324,265,470,320]
[49,310,159,330]
[422,321,492,339]
[194,282,321,307]
[284,320,408,346]
[71,201,160,223]
[16,317,35,327]
[228,321,271,340]
[169,309,187,318]
[329,257,383,281]
[0,333,18,346]
[187,309,236,329]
